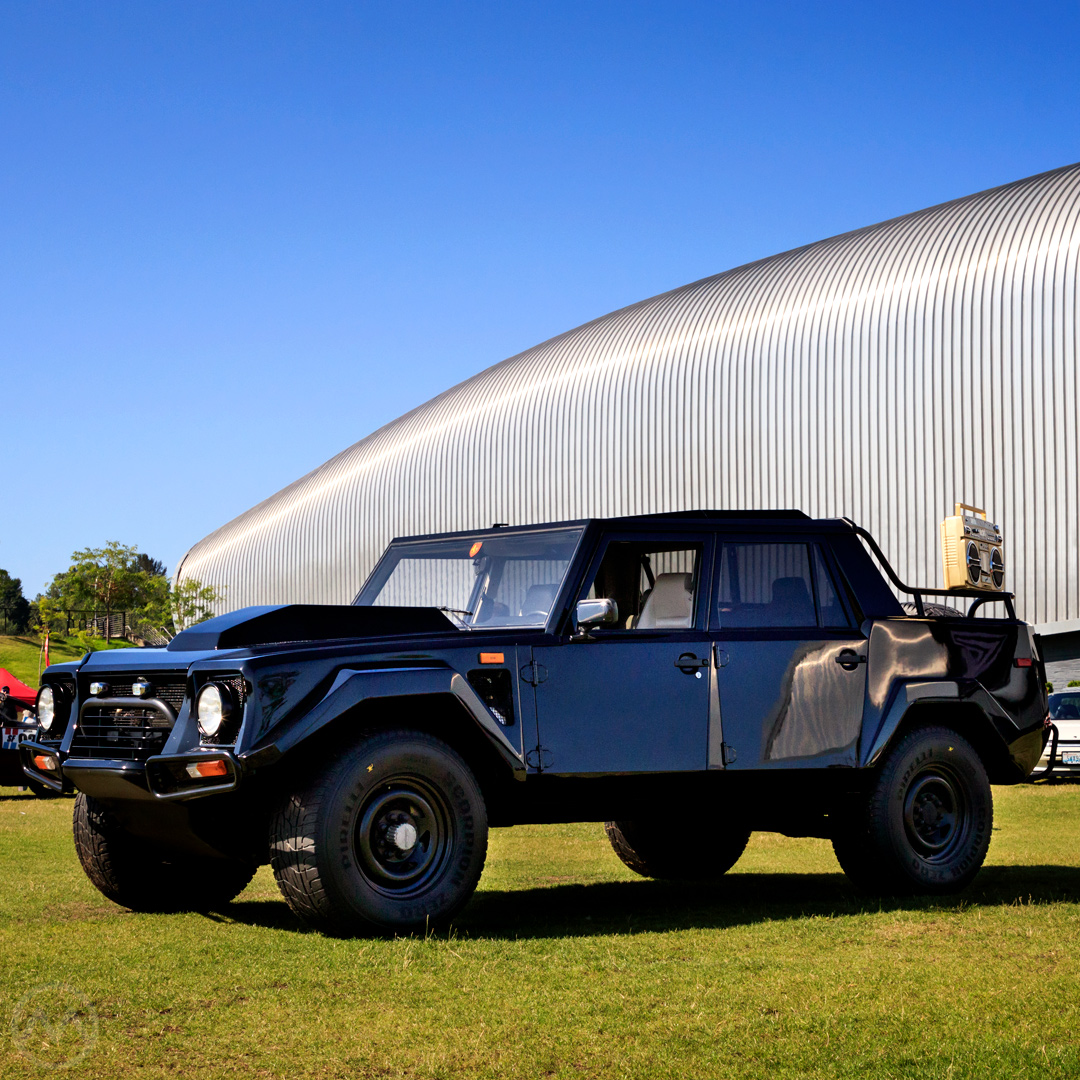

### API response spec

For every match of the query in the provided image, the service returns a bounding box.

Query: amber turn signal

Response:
[185,759,229,780]
[479,652,505,664]
[32,754,58,772]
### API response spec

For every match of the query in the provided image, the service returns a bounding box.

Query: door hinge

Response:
[520,660,548,686]
[525,746,554,770]
[722,743,737,765]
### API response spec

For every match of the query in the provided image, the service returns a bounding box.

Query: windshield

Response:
[1049,693,1080,720]
[356,527,585,629]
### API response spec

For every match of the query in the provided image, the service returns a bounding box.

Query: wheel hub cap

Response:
[353,778,454,897]
[903,771,963,857]
[389,822,418,851]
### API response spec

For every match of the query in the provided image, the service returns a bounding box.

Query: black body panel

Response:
[27,511,1047,858]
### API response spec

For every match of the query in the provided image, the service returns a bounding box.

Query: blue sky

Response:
[2,1,1078,596]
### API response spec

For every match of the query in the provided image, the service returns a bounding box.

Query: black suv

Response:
[23,512,1047,934]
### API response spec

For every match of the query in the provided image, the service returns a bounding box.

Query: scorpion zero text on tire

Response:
[269,730,489,935]
[604,818,752,881]
[73,793,257,912]
[832,726,992,894]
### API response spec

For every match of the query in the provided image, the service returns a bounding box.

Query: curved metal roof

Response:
[178,163,1080,631]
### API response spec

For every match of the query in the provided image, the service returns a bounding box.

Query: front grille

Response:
[86,676,187,711]
[70,703,174,761]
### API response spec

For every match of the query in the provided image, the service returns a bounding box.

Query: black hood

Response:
[167,605,457,652]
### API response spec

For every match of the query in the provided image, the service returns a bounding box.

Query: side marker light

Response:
[185,759,229,780]
[1014,658,1033,668]
[479,652,505,664]
[469,541,483,557]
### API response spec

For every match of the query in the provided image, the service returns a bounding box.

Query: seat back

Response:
[520,584,558,617]
[771,576,815,625]
[636,573,693,629]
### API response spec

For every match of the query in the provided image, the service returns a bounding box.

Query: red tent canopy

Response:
[0,669,37,711]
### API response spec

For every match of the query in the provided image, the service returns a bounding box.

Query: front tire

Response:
[832,726,992,894]
[73,793,257,911]
[605,818,751,880]
[269,730,488,936]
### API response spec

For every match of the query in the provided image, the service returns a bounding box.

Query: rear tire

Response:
[832,726,992,894]
[73,793,257,912]
[605,818,751,880]
[269,730,488,936]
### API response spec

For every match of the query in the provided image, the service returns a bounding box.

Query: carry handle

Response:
[954,502,986,519]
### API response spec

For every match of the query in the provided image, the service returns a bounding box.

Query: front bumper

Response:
[19,740,65,792]
[21,742,241,802]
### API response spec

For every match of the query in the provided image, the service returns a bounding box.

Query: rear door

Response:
[531,532,713,774]
[710,537,868,769]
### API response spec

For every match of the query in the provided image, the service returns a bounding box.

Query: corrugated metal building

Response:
[176,162,1080,660]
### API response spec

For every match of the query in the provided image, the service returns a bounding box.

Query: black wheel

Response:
[73,793,257,912]
[604,818,751,880]
[269,730,488,935]
[831,726,992,894]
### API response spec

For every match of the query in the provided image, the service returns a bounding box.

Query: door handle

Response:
[675,653,709,676]
[836,649,867,671]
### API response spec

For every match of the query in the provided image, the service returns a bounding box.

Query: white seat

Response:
[519,584,557,617]
[635,573,693,628]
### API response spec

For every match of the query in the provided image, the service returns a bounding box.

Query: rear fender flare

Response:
[861,679,1012,770]
[243,667,525,777]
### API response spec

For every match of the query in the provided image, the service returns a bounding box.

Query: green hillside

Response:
[0,635,135,690]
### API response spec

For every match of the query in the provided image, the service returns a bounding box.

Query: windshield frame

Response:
[354,522,589,632]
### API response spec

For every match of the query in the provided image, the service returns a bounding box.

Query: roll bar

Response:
[842,518,1017,620]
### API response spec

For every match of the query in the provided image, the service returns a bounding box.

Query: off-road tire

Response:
[900,602,964,618]
[832,726,992,894]
[269,730,488,936]
[73,793,257,911]
[604,818,751,880]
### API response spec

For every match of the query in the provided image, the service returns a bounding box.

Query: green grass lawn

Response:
[1,783,1078,1079]
[0,635,135,690]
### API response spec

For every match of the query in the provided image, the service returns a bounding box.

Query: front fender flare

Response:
[242,667,525,777]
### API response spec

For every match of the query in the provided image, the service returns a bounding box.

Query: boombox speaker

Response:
[940,503,1005,592]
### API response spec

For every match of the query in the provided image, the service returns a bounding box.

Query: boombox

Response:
[940,503,1005,592]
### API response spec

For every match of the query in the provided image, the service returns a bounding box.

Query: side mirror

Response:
[574,598,619,631]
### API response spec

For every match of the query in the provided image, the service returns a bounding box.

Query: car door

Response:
[709,537,868,769]
[531,532,713,775]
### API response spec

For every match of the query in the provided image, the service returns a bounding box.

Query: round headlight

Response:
[37,686,55,732]
[196,683,232,738]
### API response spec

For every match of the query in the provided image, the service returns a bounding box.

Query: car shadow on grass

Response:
[212,865,1080,939]
[453,866,1080,939]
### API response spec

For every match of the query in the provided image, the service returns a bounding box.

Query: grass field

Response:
[2,783,1078,1078]
[0,635,134,690]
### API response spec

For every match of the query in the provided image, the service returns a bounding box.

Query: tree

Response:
[135,553,167,578]
[62,543,142,641]
[42,543,222,643]
[0,569,31,634]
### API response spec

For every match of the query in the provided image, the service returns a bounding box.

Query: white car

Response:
[1039,691,1080,773]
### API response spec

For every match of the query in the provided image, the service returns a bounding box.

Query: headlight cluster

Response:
[196,681,240,740]
[36,680,73,735]
[37,686,55,732]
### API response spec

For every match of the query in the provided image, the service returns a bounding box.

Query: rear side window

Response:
[715,542,851,629]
